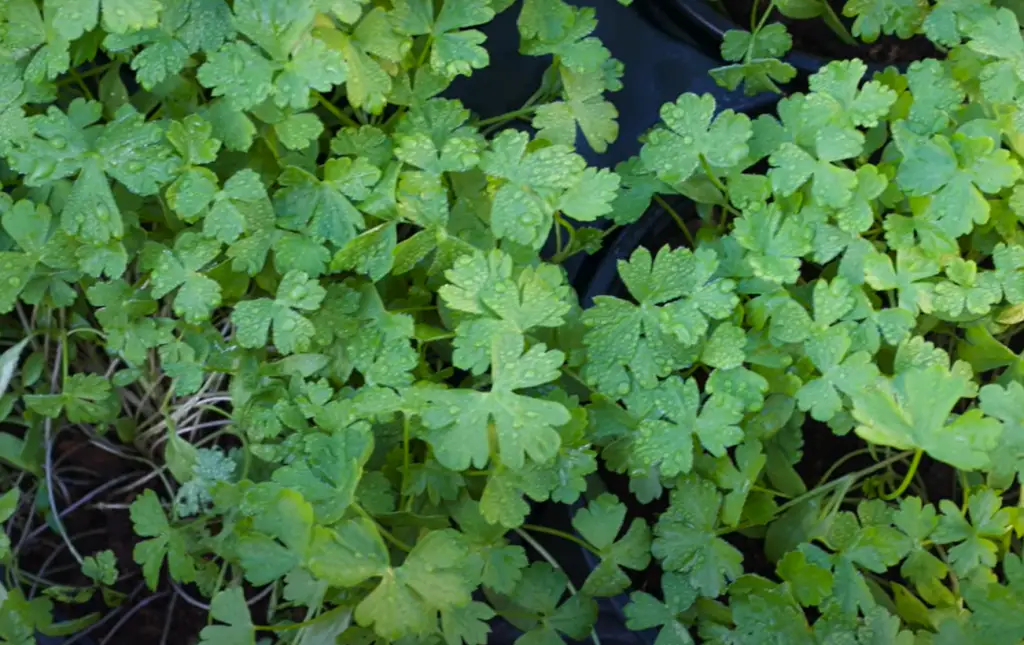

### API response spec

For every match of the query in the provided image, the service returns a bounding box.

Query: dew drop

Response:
[682,135,695,146]
[127,161,144,172]
[50,137,67,150]
[617,383,629,395]
[7,277,19,287]
[448,405,460,415]
[281,319,296,331]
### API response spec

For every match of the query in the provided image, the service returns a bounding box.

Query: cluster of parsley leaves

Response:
[0,0,630,642]
[1,0,1024,644]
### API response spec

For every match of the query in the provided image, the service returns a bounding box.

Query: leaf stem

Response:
[400,414,411,509]
[819,0,858,46]
[653,194,695,248]
[315,92,359,128]
[514,528,601,645]
[779,450,914,515]
[699,154,730,195]
[881,449,923,500]
[355,504,411,552]
[520,524,601,556]
[719,450,915,536]
[474,106,538,128]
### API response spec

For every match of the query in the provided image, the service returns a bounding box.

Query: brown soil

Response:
[721,0,936,65]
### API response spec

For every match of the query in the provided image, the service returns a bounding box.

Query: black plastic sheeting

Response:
[450,0,777,169]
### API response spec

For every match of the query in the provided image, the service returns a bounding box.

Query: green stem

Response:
[356,505,411,552]
[520,524,601,556]
[68,67,94,101]
[400,414,411,507]
[56,61,118,86]
[514,528,601,645]
[416,35,433,68]
[719,450,915,536]
[653,194,695,248]
[779,451,913,516]
[475,106,538,128]
[751,485,792,499]
[255,605,348,632]
[816,447,876,487]
[699,154,730,195]
[881,449,923,500]
[819,0,858,46]
[315,92,359,128]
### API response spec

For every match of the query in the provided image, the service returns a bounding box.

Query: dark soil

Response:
[720,0,936,65]
[13,432,210,645]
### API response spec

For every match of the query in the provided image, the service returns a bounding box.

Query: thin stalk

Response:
[778,450,913,516]
[718,450,914,536]
[475,106,538,128]
[699,154,730,195]
[881,449,923,501]
[819,0,858,45]
[99,592,171,645]
[514,528,601,645]
[160,594,178,645]
[44,423,83,565]
[816,447,877,487]
[315,93,356,123]
[355,505,411,552]
[653,194,695,247]
[24,472,139,547]
[400,414,411,506]
[520,524,600,556]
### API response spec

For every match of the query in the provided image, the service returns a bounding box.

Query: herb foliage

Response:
[0,0,1024,644]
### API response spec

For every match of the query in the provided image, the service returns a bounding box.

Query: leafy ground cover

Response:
[1,0,1024,644]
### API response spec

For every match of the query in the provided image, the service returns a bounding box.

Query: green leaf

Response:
[150,232,223,324]
[732,203,812,284]
[442,601,495,645]
[308,518,389,587]
[572,494,651,596]
[355,530,478,640]
[197,42,274,111]
[81,550,118,586]
[481,130,613,248]
[24,373,116,423]
[129,490,195,589]
[416,330,569,470]
[232,270,325,354]
[932,489,1012,579]
[851,363,1001,470]
[631,376,744,478]
[892,121,1021,238]
[505,562,598,643]
[842,0,927,42]
[623,573,697,645]
[582,245,738,395]
[652,475,743,597]
[395,0,495,77]
[640,93,751,185]
[797,326,879,422]
[198,588,254,645]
